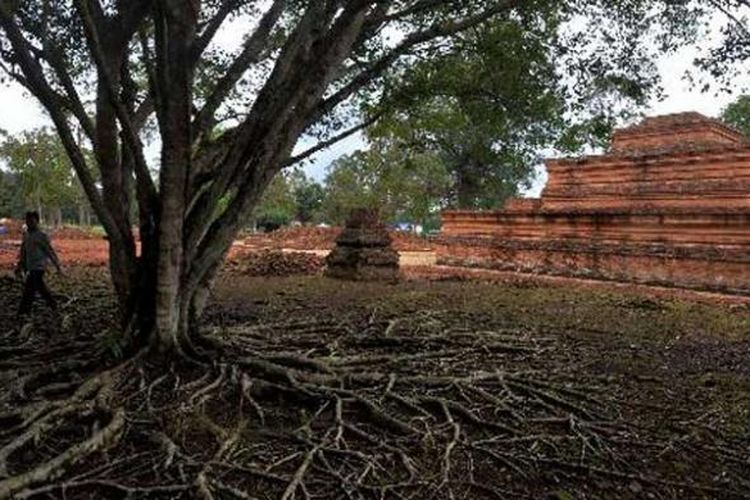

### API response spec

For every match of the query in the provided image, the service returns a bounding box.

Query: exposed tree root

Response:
[0,357,135,498]
[1,280,748,499]
[0,409,124,498]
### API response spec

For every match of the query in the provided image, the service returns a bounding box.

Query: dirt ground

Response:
[0,238,437,270]
[0,238,110,268]
[0,265,748,499]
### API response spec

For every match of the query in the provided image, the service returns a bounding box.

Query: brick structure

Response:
[437,113,750,294]
[325,209,400,282]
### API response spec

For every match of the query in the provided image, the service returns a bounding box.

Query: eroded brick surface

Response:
[438,113,750,294]
[325,209,400,282]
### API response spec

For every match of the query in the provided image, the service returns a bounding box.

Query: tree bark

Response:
[150,0,199,355]
[456,167,481,209]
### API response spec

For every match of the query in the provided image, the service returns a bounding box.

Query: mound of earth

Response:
[245,226,433,252]
[225,249,324,277]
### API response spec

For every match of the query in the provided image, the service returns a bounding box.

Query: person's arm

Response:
[15,236,26,275]
[43,234,62,273]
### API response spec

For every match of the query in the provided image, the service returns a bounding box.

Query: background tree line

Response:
[4,85,750,233]
[0,128,95,226]
[148,87,750,233]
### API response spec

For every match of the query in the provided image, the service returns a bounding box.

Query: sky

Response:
[0,12,747,198]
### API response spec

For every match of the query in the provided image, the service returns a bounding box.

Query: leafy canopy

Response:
[362,7,666,209]
[323,146,451,226]
[0,128,91,221]
[721,94,750,136]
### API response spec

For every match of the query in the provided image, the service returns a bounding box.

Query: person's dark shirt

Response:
[19,229,60,271]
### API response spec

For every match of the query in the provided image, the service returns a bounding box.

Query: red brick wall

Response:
[542,149,750,213]
[436,236,750,294]
[438,114,750,294]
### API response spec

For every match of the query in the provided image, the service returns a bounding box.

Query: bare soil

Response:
[0,267,748,499]
[243,226,434,252]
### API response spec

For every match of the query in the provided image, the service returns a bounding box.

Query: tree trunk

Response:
[456,167,481,210]
[119,243,212,357]
[78,203,90,226]
[121,179,269,357]
[149,0,199,355]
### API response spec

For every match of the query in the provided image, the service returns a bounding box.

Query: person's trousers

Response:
[18,270,56,315]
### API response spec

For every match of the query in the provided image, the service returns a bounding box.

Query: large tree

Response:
[366,15,646,209]
[366,1,707,209]
[323,146,450,226]
[290,170,326,224]
[0,0,694,355]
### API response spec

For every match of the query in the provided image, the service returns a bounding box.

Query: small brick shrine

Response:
[325,209,400,282]
[437,113,750,294]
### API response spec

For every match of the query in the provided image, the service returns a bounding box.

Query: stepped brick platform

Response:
[437,113,750,294]
[325,209,400,282]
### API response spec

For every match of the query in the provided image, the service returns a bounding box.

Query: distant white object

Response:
[393,222,423,234]
[317,223,331,228]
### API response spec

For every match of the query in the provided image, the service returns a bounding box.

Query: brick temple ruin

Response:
[326,208,401,282]
[437,112,750,294]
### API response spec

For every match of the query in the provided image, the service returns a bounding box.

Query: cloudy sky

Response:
[0,13,747,198]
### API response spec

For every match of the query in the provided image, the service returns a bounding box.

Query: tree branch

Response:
[192,0,240,61]
[138,29,164,129]
[2,33,95,141]
[707,0,750,41]
[192,0,286,136]
[116,0,154,42]
[74,0,159,208]
[312,1,516,123]
[284,114,380,167]
[39,46,96,141]
[0,3,120,242]
[184,2,373,290]
[182,2,328,255]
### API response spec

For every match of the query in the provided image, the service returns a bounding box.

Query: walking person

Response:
[15,211,63,318]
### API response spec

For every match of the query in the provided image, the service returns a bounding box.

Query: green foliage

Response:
[721,95,750,137]
[252,173,298,228]
[322,147,451,226]
[0,128,93,224]
[251,170,327,228]
[0,170,24,218]
[290,172,326,224]
[365,8,665,209]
